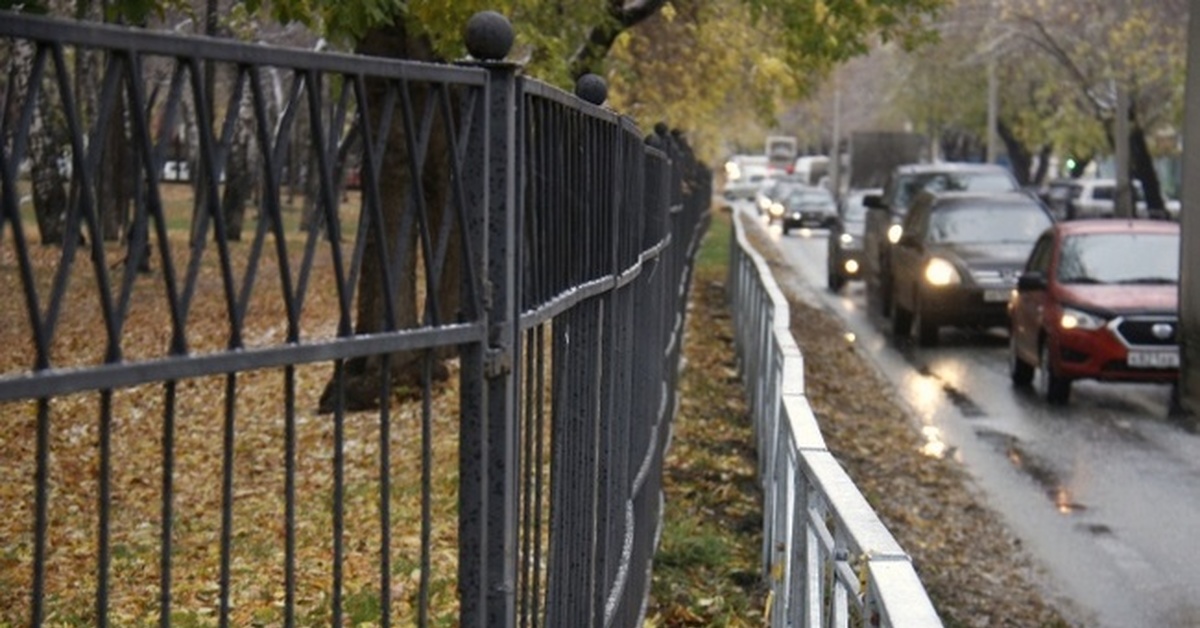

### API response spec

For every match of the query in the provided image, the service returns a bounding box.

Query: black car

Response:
[888,190,1054,346]
[862,162,1020,317]
[756,177,806,216]
[826,187,879,292]
[769,184,837,234]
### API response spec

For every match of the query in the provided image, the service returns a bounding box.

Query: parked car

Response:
[862,162,1021,317]
[889,190,1054,346]
[768,184,837,233]
[1040,177,1147,220]
[1008,219,1179,404]
[826,187,880,292]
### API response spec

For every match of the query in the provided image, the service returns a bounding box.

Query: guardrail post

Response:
[459,11,519,628]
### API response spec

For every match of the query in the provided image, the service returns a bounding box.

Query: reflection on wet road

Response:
[756,210,1200,628]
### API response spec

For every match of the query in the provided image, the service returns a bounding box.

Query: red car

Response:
[1008,219,1180,404]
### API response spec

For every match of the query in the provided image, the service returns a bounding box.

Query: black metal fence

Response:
[0,12,710,627]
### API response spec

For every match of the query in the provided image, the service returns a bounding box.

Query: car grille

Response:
[970,268,1019,288]
[1114,316,1178,347]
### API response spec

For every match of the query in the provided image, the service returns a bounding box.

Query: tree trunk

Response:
[1129,122,1167,215]
[299,143,321,231]
[938,128,984,163]
[997,120,1033,186]
[10,41,71,245]
[184,90,206,244]
[318,18,456,412]
[1032,144,1053,187]
[98,83,133,242]
[74,0,101,242]
[220,76,258,241]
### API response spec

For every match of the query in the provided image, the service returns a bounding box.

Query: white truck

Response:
[765,135,798,174]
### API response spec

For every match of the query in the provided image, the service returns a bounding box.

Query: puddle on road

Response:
[1076,522,1113,536]
[913,365,987,418]
[900,347,1112,518]
[975,428,1090,515]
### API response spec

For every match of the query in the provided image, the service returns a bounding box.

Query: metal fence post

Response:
[459,11,520,628]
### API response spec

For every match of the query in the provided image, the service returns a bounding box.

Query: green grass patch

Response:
[695,206,731,272]
[655,518,731,570]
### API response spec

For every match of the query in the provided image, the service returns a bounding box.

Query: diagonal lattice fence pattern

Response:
[1,11,710,627]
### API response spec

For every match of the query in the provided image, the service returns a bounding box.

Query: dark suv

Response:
[862,163,1020,317]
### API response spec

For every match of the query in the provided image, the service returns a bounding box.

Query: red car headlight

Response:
[1060,307,1106,331]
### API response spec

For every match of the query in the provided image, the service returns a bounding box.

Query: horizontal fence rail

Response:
[726,207,943,627]
[0,11,709,627]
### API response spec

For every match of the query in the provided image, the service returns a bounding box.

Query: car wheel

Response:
[1036,340,1071,404]
[782,223,791,235]
[878,271,893,318]
[913,293,939,347]
[827,262,845,293]
[1009,331,1033,386]
[891,286,912,338]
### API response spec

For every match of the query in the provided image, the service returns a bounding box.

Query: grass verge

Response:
[645,208,767,626]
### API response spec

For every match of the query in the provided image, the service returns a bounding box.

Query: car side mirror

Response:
[1017,271,1047,292]
[864,194,884,209]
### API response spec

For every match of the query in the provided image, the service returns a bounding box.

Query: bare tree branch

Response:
[1012,13,1107,118]
[568,0,669,80]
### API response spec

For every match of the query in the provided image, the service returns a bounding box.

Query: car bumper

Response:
[1051,329,1179,383]
[919,285,1013,327]
[783,211,836,228]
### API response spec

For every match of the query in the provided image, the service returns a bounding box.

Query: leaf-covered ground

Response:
[645,213,768,627]
[647,208,1078,627]
[2,196,1078,626]
[0,190,466,626]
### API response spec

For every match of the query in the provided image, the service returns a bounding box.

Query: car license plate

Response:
[983,289,1010,303]
[1127,350,1180,368]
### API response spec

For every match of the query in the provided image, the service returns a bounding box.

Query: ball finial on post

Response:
[575,73,608,106]
[464,11,514,61]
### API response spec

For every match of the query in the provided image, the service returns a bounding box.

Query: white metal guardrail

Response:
[726,207,943,627]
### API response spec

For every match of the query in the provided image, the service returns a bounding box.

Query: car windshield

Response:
[842,193,870,222]
[896,171,1016,210]
[785,189,834,209]
[1056,232,1179,285]
[928,206,1051,244]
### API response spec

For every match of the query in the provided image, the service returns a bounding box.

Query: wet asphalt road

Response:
[754,212,1200,628]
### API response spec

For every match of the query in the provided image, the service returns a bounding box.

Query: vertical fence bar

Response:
[160,383,177,628]
[96,391,113,628]
[1,12,719,628]
[284,367,297,628]
[378,354,393,628]
[219,374,236,628]
[31,399,49,627]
